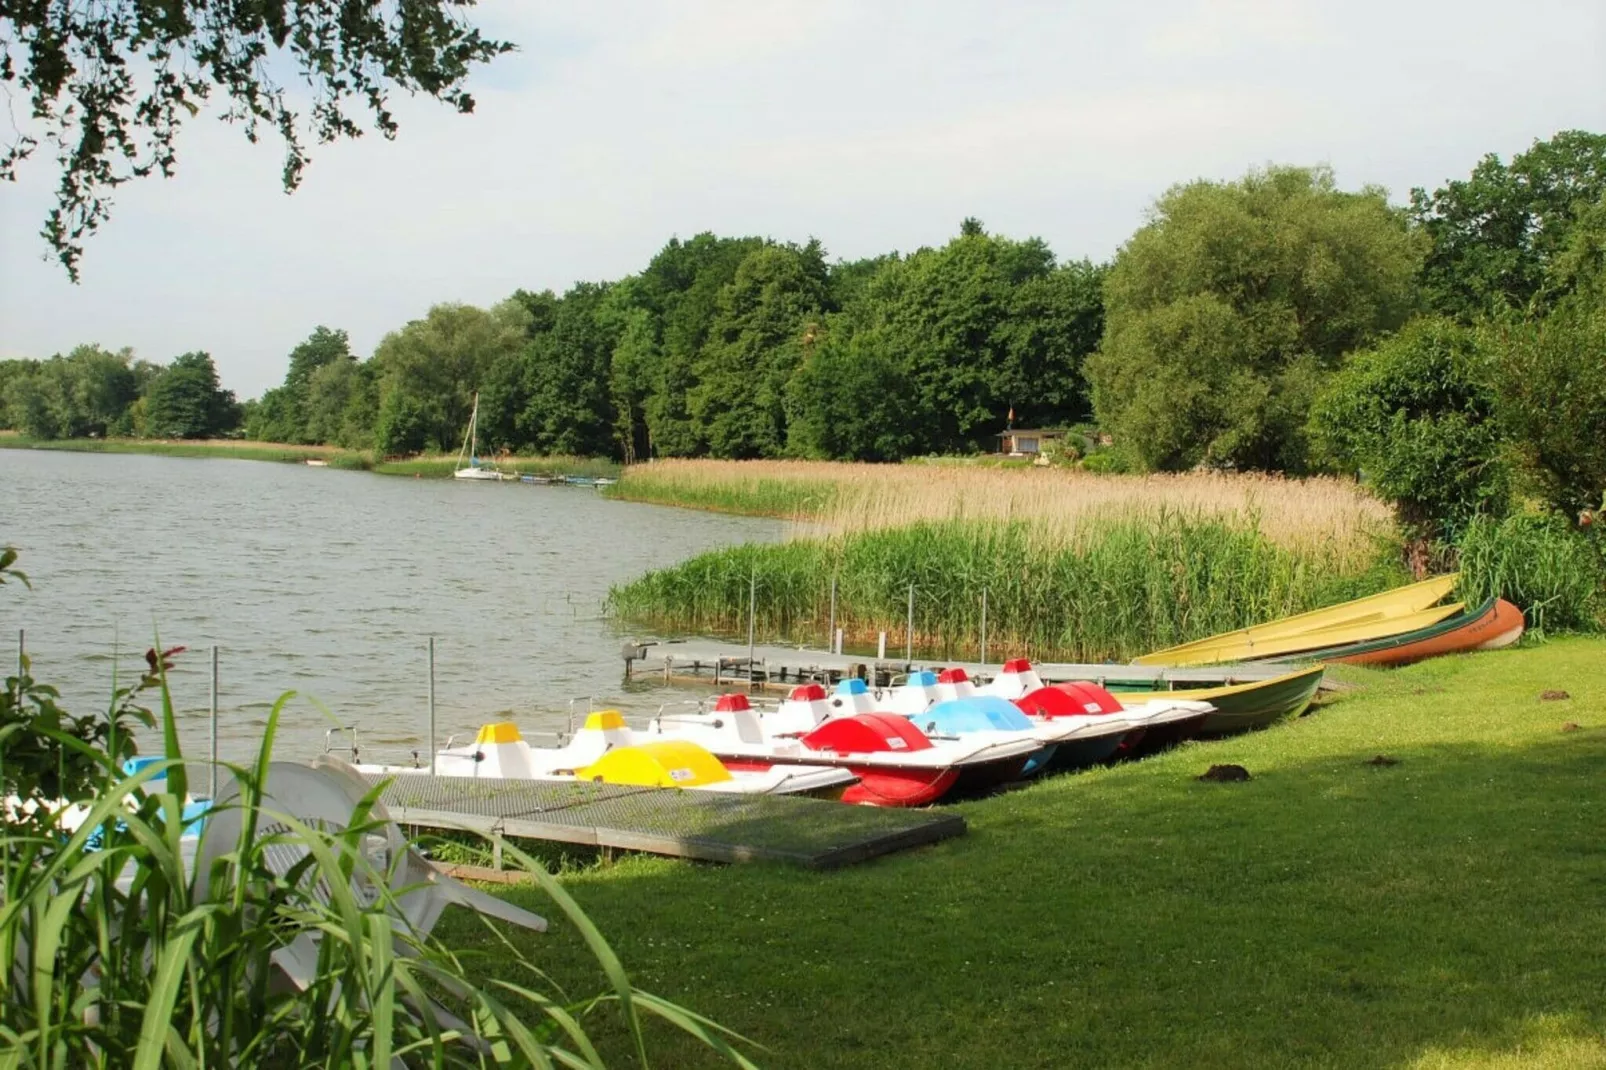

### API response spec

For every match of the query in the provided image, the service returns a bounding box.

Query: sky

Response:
[1,0,1603,400]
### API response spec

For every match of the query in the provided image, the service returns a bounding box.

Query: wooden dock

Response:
[370,774,965,870]
[621,640,1306,691]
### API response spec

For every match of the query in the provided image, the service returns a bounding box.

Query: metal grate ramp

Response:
[368,775,965,870]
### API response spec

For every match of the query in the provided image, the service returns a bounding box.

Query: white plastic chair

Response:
[196,758,546,993]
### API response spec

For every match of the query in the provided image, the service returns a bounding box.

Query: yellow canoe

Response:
[1133,574,1460,667]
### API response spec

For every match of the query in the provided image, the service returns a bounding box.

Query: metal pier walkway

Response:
[370,775,965,870]
[622,640,1304,691]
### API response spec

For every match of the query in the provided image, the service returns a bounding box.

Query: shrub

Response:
[1485,301,1606,519]
[1455,513,1605,633]
[1310,317,1507,535]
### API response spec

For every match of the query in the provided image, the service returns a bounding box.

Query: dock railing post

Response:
[209,646,219,800]
[906,584,915,661]
[877,632,886,660]
[826,576,837,652]
[747,572,757,672]
[835,628,844,655]
[427,637,437,776]
[980,587,988,666]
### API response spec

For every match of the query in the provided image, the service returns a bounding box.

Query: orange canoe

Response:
[1269,597,1525,668]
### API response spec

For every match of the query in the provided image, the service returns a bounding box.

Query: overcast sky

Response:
[2,0,1603,399]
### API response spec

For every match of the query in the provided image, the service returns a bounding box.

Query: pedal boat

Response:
[979,660,1215,761]
[357,714,855,798]
[642,684,1041,807]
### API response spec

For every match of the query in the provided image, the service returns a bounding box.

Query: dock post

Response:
[209,646,219,800]
[835,627,844,655]
[980,587,988,666]
[427,637,437,776]
[906,584,915,661]
[877,632,886,660]
[747,572,757,672]
[827,576,837,652]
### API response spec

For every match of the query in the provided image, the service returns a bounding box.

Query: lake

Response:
[1,450,780,764]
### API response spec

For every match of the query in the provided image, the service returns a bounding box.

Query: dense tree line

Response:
[8,129,1601,540]
[0,349,239,441]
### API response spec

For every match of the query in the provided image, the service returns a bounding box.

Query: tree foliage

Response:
[1310,318,1507,533]
[143,352,240,439]
[1088,165,1424,472]
[1410,130,1606,320]
[371,301,529,455]
[1484,301,1606,518]
[1,1,512,278]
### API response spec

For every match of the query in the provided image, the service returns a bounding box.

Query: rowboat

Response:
[644,684,1042,807]
[1133,574,1461,666]
[1265,596,1524,667]
[355,716,856,798]
[1122,665,1326,737]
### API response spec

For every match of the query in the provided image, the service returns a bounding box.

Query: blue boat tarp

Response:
[913,696,1034,734]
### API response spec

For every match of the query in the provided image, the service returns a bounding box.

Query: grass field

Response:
[446,638,1606,1069]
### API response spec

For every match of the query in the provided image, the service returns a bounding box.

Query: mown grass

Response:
[449,638,1606,1069]
[609,513,1406,661]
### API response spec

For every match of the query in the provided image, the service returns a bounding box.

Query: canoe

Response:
[1114,665,1326,737]
[1266,597,1524,667]
[1132,574,1460,667]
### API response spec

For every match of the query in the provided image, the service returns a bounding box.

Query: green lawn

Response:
[446,638,1606,1069]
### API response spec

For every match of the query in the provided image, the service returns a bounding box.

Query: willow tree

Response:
[1087,166,1424,472]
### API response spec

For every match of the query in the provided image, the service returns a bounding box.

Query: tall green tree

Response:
[143,352,241,439]
[1411,130,1606,320]
[636,233,768,456]
[1485,301,1606,518]
[370,301,529,455]
[1087,165,1423,472]
[508,283,620,456]
[690,243,829,459]
[302,359,379,448]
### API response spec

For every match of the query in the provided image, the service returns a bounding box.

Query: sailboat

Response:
[453,393,505,481]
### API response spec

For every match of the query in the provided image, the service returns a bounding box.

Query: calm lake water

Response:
[1,450,780,764]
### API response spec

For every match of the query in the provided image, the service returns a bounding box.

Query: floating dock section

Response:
[371,774,965,870]
[621,640,1306,692]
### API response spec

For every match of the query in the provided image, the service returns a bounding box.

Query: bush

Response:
[1455,513,1605,633]
[1485,302,1606,518]
[1310,317,1507,534]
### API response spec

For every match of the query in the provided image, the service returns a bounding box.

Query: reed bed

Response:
[611,459,1393,567]
[609,513,1407,662]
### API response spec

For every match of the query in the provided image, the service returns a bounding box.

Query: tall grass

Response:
[609,513,1406,662]
[608,459,1392,568]
[1456,513,1605,634]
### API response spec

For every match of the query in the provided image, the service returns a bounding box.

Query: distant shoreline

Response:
[0,435,621,481]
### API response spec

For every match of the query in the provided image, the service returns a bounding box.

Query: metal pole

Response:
[980,587,988,666]
[835,628,844,656]
[427,637,437,776]
[826,576,837,652]
[747,573,757,668]
[209,646,219,800]
[877,632,886,660]
[906,584,915,661]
